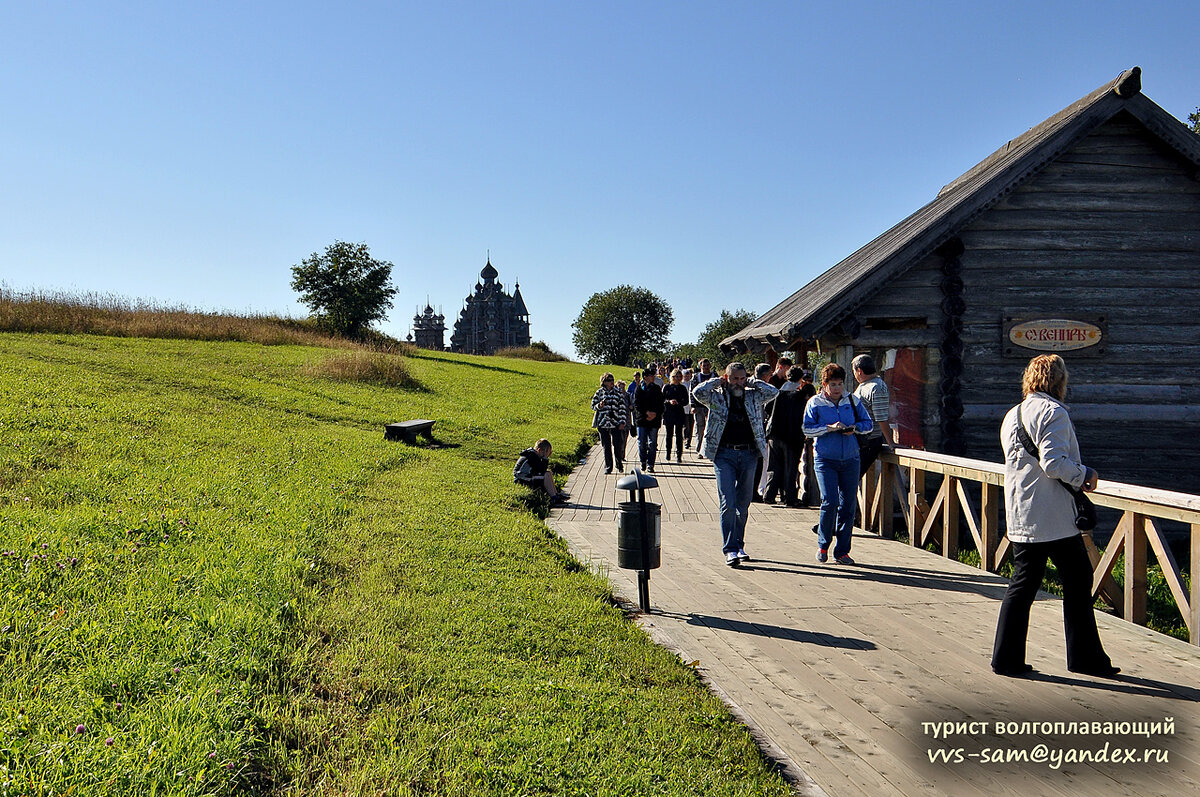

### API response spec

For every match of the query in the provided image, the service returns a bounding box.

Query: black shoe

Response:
[993,663,1034,677]
[604,467,612,474]
[1069,665,1121,678]
[811,523,819,534]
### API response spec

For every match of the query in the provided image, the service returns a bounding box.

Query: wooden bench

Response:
[384,419,436,443]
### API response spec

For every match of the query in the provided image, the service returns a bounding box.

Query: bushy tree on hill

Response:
[571,285,673,366]
[1189,106,1200,135]
[291,241,398,338]
[693,308,758,369]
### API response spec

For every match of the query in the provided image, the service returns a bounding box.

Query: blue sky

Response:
[2,1,1196,359]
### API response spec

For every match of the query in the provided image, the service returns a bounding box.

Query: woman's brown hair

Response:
[821,362,846,385]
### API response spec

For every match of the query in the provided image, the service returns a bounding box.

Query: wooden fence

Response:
[859,448,1200,645]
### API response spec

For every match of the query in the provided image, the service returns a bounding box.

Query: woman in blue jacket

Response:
[803,362,873,564]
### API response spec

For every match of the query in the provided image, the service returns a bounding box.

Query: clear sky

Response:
[2,1,1196,359]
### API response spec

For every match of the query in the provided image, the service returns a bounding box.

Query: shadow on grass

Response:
[386,433,461,450]
[407,351,527,375]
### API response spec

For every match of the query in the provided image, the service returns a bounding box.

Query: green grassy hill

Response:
[0,334,790,796]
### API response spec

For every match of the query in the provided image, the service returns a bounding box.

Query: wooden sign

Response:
[1003,315,1106,358]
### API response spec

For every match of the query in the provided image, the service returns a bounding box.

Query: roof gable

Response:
[724,67,1200,351]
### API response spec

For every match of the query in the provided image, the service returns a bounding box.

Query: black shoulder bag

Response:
[849,394,870,452]
[1014,404,1097,532]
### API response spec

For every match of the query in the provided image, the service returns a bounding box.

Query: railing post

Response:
[1125,513,1148,625]
[880,459,895,540]
[859,463,877,531]
[863,448,1200,641]
[1192,523,1200,646]
[909,468,926,548]
[981,482,1000,572]
[943,476,959,560]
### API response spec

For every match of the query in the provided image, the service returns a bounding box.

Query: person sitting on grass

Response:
[513,439,569,504]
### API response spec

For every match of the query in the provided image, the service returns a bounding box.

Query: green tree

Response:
[571,285,673,366]
[291,241,398,338]
[1189,106,1200,135]
[694,308,758,369]
[670,341,702,365]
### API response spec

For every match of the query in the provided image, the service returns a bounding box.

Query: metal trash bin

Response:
[617,501,660,569]
[615,467,660,612]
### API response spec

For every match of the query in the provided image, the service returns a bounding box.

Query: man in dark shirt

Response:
[767,356,792,389]
[633,364,664,472]
[764,366,808,506]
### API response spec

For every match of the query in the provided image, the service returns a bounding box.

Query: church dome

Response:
[480,259,498,281]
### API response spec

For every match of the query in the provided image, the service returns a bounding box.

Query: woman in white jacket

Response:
[991,355,1118,678]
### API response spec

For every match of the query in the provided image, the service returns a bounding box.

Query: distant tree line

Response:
[571,285,761,369]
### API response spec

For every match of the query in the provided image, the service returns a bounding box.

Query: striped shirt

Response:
[853,376,890,439]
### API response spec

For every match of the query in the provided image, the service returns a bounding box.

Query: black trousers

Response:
[763,438,800,504]
[664,422,685,459]
[991,534,1112,672]
[598,427,625,471]
[800,439,818,506]
[858,435,885,477]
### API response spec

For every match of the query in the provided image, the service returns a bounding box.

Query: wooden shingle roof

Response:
[722,67,1200,352]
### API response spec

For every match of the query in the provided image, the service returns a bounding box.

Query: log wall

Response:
[837,112,1200,492]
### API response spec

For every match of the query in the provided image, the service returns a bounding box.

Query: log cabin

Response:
[722,67,1200,494]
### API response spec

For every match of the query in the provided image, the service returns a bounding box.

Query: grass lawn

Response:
[0,334,792,796]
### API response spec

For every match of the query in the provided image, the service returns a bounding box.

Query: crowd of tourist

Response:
[578,354,895,567]
[518,350,1117,678]
[518,349,1117,679]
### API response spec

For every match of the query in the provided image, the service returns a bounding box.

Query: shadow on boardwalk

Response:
[548,444,1200,797]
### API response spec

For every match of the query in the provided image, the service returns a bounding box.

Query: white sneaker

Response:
[736,549,750,562]
[725,552,740,567]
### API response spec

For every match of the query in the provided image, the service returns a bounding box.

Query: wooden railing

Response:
[860,448,1200,646]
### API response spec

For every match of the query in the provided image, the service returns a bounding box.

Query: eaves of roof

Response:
[722,67,1200,353]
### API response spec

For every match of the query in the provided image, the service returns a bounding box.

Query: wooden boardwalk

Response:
[549,444,1200,797]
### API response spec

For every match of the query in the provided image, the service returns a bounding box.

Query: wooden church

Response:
[722,67,1200,492]
[450,258,531,355]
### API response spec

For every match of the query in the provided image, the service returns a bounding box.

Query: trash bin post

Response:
[616,467,661,613]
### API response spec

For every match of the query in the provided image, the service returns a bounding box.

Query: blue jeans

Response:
[815,455,859,558]
[713,447,759,554]
[637,426,659,469]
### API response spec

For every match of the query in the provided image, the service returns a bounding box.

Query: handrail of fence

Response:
[859,448,1199,646]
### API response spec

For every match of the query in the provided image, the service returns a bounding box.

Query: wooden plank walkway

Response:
[549,443,1200,797]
